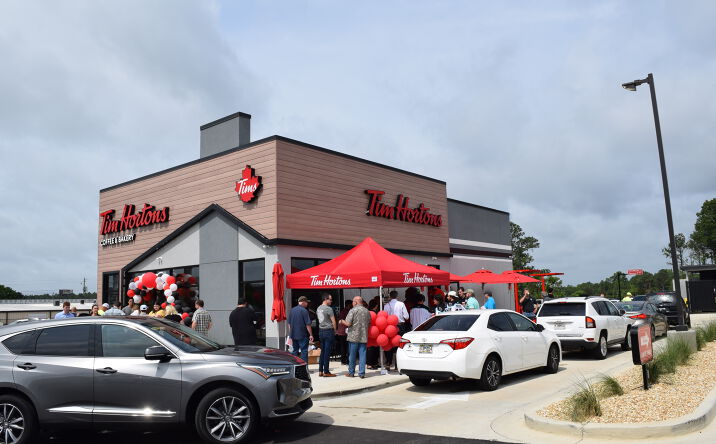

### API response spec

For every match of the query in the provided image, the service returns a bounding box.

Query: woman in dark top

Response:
[229,296,258,346]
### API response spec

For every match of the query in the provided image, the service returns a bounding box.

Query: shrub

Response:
[696,327,706,351]
[645,337,694,384]
[597,373,624,398]
[703,321,716,342]
[568,378,601,422]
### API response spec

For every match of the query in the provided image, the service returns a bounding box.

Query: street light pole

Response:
[622,73,686,330]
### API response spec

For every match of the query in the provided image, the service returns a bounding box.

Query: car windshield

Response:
[138,318,223,353]
[648,294,676,304]
[413,314,479,332]
[615,301,645,312]
[538,302,585,317]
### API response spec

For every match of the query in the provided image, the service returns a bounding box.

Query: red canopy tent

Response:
[286,237,451,289]
[460,269,502,284]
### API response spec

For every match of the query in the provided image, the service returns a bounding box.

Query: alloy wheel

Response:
[486,360,500,387]
[205,396,251,442]
[0,403,24,444]
[600,336,607,356]
[549,347,559,370]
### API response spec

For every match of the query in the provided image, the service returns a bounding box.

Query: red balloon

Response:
[367,338,377,347]
[188,276,197,285]
[377,310,388,318]
[375,316,388,331]
[181,313,189,319]
[126,290,135,297]
[369,326,380,339]
[382,345,392,352]
[376,334,389,347]
[391,334,402,347]
[143,295,151,302]
[141,272,157,289]
[134,276,140,282]
[161,303,167,309]
[384,325,398,338]
[171,302,175,306]
[387,315,399,326]
[165,276,176,285]
[369,311,377,323]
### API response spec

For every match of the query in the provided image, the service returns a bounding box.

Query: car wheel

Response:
[621,329,631,351]
[592,334,608,360]
[0,394,36,444]
[544,344,560,374]
[479,355,501,391]
[195,388,256,444]
[408,376,431,386]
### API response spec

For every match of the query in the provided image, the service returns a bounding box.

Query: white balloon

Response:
[155,277,163,285]
[157,283,164,291]
[128,282,136,290]
[169,284,178,292]
[166,296,175,304]
[164,289,173,297]
[133,295,141,304]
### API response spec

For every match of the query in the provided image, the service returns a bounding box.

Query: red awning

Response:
[271,262,286,322]
[492,271,541,284]
[449,273,466,282]
[286,237,451,289]
[460,269,501,283]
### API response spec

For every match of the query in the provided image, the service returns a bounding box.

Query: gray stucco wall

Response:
[447,199,510,245]
[200,113,251,158]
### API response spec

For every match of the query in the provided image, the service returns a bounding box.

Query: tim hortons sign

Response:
[365,189,443,227]
[235,165,262,203]
[99,204,170,235]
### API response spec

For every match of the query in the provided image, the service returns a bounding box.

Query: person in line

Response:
[403,287,419,312]
[55,301,75,319]
[433,295,446,313]
[89,304,101,317]
[340,296,370,378]
[335,300,352,365]
[229,296,258,346]
[287,296,313,362]
[104,301,125,316]
[409,294,431,330]
[622,292,633,302]
[483,291,496,309]
[70,306,78,317]
[519,289,537,320]
[99,303,110,315]
[164,304,179,317]
[545,288,555,301]
[149,303,165,317]
[316,293,338,377]
[138,305,149,316]
[465,289,480,310]
[384,290,410,371]
[122,300,135,315]
[191,299,212,336]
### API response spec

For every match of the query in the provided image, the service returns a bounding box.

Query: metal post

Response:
[645,73,686,329]
[617,272,622,299]
[641,364,650,390]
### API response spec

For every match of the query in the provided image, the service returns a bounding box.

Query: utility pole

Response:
[82,278,88,295]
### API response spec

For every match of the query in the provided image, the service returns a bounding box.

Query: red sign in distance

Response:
[627,269,644,275]
[637,324,653,364]
[235,165,262,203]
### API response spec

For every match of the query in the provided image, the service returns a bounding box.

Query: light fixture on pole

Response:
[622,73,687,330]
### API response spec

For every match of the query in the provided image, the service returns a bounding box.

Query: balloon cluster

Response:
[368,310,402,351]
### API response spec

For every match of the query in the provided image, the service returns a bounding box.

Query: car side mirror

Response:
[145,345,173,362]
[535,324,545,332]
[619,309,626,315]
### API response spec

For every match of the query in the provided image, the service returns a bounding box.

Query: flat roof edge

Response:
[447,198,509,215]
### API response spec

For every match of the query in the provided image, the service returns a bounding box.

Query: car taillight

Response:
[585,316,596,328]
[629,313,647,319]
[439,337,474,350]
[398,338,411,349]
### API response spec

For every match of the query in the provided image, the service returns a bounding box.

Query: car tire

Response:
[621,329,631,351]
[544,344,560,374]
[195,388,257,444]
[592,333,608,360]
[479,355,502,391]
[0,394,36,444]
[408,376,431,386]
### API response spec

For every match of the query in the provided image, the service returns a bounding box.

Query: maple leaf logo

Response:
[235,165,262,203]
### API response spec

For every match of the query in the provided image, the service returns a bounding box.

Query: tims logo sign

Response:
[235,165,262,203]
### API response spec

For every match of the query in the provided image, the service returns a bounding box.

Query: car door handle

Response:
[96,367,118,374]
[522,337,528,342]
[17,363,36,371]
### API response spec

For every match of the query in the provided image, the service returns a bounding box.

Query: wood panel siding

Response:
[275,139,450,254]
[97,140,278,297]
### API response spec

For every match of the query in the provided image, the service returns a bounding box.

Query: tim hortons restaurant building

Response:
[97,112,513,346]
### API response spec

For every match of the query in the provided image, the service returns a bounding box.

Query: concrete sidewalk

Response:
[308,362,409,399]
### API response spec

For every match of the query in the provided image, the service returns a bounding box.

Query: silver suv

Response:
[0,317,312,444]
[536,297,630,359]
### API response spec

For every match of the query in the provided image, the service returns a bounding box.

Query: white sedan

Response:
[397,309,561,390]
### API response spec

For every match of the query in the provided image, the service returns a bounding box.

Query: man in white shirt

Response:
[409,294,431,330]
[384,290,410,371]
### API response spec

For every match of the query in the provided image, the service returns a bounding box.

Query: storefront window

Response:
[126,265,199,309]
[290,257,343,312]
[240,259,265,345]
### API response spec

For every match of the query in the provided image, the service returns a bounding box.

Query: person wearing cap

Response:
[288,296,313,362]
[103,301,125,316]
[98,302,110,315]
[622,292,633,302]
[139,304,149,316]
[465,289,480,310]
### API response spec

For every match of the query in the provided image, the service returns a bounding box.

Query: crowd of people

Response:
[53,299,213,336]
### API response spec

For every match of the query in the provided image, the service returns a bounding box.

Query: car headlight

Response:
[239,364,291,378]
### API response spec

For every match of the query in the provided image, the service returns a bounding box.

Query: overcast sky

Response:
[1,1,714,293]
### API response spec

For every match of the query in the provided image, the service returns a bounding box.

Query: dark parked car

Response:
[614,301,668,340]
[0,317,312,444]
[646,292,691,328]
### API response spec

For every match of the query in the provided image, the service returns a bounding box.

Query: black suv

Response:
[646,292,691,328]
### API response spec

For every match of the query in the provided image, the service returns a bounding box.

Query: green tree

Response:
[662,233,688,267]
[689,198,716,264]
[0,284,23,299]
[510,222,540,270]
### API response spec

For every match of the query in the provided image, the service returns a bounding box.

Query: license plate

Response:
[419,344,433,354]
[554,324,565,330]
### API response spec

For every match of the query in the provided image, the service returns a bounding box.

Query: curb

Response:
[312,377,409,400]
[524,379,716,439]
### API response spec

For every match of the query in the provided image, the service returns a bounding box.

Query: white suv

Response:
[536,297,630,359]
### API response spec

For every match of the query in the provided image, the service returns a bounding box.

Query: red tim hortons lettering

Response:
[99,203,171,235]
[364,189,442,227]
